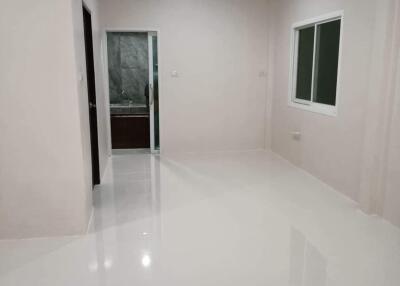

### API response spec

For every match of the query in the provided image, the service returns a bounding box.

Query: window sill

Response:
[288,100,338,117]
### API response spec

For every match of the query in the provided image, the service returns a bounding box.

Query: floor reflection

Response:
[289,228,327,286]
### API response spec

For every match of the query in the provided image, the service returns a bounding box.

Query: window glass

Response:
[295,26,315,101]
[313,20,341,105]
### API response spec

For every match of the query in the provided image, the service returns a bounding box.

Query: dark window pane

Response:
[313,20,341,105]
[295,26,315,101]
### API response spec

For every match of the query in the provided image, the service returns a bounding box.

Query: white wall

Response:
[99,0,270,153]
[0,0,94,238]
[0,0,108,239]
[268,0,378,201]
[381,5,400,227]
[383,58,400,226]
[267,0,400,227]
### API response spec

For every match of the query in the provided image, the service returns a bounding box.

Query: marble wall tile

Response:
[121,68,148,105]
[108,69,122,104]
[107,33,121,103]
[107,32,149,105]
[107,33,120,68]
[120,33,148,69]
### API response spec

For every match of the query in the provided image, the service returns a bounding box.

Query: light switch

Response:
[171,70,179,78]
[259,71,267,77]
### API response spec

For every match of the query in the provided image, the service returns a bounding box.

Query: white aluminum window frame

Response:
[288,11,344,116]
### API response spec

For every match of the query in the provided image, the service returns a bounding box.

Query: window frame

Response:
[288,11,344,116]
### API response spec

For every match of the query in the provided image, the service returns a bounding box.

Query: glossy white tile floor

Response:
[1,150,400,286]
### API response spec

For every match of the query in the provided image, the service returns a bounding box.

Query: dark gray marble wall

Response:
[107,32,149,105]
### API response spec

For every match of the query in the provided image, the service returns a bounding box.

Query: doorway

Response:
[106,31,160,153]
[83,4,100,186]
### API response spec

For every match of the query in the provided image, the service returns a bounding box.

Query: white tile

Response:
[0,150,399,286]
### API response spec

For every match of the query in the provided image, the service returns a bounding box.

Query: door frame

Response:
[83,3,101,186]
[102,28,162,154]
[148,32,159,153]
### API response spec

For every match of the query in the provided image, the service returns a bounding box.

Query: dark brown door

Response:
[83,5,100,186]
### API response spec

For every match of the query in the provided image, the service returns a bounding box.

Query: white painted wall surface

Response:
[268,0,378,201]
[383,73,400,227]
[267,0,400,227]
[99,0,270,153]
[0,0,95,238]
[382,12,400,227]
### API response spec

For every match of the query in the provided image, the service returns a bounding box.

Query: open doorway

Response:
[106,31,160,153]
[82,4,100,186]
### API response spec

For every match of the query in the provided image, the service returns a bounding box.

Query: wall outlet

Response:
[291,131,301,141]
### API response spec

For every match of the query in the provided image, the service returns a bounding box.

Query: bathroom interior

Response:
[107,32,160,151]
